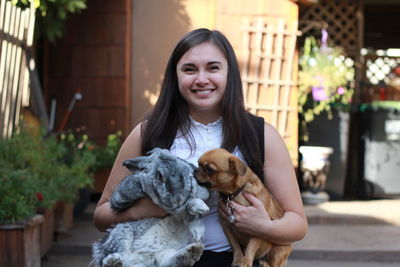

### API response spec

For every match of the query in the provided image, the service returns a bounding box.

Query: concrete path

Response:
[42,199,400,267]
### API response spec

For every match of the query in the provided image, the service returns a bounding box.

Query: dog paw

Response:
[231,259,252,267]
[102,253,123,267]
[257,259,271,267]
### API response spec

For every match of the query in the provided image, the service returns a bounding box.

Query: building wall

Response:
[130,0,215,125]
[46,0,131,143]
[46,0,299,160]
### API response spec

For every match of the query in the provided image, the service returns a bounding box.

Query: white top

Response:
[169,117,245,252]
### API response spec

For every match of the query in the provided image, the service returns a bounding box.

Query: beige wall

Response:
[130,0,299,163]
[131,0,215,126]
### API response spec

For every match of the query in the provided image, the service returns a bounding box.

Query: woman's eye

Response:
[181,65,196,73]
[183,67,195,72]
[209,65,220,71]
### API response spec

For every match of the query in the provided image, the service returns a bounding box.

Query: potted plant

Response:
[298,34,354,141]
[0,132,44,266]
[53,129,96,231]
[298,33,355,200]
[91,131,123,194]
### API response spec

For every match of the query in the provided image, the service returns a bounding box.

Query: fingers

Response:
[243,192,263,208]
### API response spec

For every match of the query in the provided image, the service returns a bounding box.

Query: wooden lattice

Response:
[299,0,362,58]
[362,53,400,102]
[0,0,35,138]
[241,17,299,159]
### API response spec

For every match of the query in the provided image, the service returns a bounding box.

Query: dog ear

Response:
[228,156,247,176]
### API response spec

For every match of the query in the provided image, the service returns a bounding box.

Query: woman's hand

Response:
[219,192,272,236]
[132,197,169,219]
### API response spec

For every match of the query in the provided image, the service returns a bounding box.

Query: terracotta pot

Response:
[0,214,44,267]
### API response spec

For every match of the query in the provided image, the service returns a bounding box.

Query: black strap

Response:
[247,114,265,182]
[253,115,265,165]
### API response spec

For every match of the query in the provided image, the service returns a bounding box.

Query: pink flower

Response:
[337,87,345,95]
[312,86,328,101]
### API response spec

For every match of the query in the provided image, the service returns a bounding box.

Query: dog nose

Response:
[193,167,199,178]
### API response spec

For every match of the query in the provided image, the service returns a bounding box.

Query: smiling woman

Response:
[93,28,307,267]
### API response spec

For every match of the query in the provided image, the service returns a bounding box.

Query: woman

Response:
[93,28,307,266]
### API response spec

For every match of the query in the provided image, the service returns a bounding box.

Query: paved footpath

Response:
[42,199,400,267]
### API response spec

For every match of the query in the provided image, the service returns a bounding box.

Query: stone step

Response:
[291,224,400,262]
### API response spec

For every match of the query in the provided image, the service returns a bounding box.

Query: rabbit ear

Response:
[147,147,163,155]
[122,157,146,172]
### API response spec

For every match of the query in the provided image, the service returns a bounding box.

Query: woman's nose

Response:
[195,71,209,86]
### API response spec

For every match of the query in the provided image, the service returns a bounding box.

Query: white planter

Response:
[299,146,333,171]
[299,146,334,205]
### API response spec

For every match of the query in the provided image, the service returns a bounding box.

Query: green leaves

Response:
[12,0,88,43]
[298,36,355,141]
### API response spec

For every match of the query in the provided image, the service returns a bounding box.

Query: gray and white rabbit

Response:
[91,148,209,267]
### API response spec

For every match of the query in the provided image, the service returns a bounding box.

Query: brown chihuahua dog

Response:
[196,148,292,267]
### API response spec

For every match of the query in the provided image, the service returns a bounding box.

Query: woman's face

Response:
[176,42,228,122]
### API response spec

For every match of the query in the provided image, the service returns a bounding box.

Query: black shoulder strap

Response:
[247,114,265,182]
[253,116,265,165]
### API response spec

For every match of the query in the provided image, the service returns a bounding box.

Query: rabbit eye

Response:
[156,171,165,183]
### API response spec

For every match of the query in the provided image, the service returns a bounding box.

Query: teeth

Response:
[194,90,212,95]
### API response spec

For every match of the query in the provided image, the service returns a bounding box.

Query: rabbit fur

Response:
[91,148,209,267]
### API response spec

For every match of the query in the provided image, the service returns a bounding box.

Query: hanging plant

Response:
[11,0,87,43]
[299,30,355,141]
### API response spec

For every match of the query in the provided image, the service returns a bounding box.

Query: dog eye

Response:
[205,166,216,175]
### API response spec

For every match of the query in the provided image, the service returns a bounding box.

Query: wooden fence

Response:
[0,0,35,138]
[241,17,300,160]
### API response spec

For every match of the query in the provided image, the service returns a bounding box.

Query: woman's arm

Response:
[220,123,308,245]
[93,123,167,232]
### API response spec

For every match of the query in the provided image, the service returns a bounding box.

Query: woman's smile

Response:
[191,88,215,96]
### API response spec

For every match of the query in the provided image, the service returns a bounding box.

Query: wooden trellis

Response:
[299,0,362,59]
[362,53,400,102]
[0,0,35,138]
[241,17,299,158]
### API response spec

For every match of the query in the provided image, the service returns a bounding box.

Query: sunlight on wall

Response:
[144,89,160,106]
[184,0,215,29]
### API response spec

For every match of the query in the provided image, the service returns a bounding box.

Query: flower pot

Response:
[37,207,55,258]
[299,145,334,205]
[302,109,350,199]
[0,214,44,267]
[54,201,74,233]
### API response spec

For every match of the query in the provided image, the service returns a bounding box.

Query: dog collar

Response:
[220,184,246,203]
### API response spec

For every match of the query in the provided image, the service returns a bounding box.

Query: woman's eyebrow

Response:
[180,63,196,69]
[207,61,222,65]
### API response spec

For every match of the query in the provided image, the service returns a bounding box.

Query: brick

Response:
[48,47,74,76]
[85,0,127,15]
[76,77,105,107]
[73,46,109,77]
[102,78,126,107]
[104,15,127,45]
[80,15,107,45]
[109,46,126,77]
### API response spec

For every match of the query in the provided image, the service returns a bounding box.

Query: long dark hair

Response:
[141,28,264,179]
